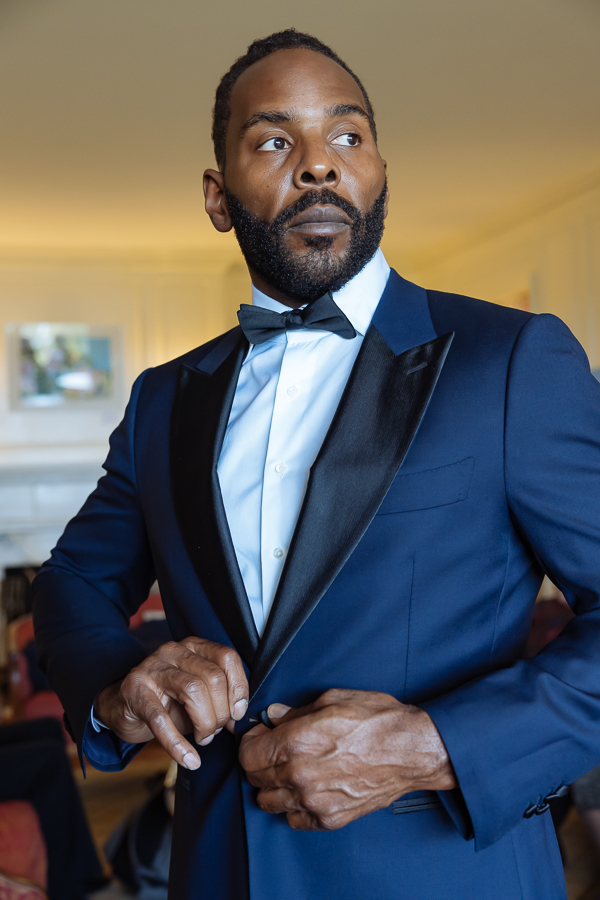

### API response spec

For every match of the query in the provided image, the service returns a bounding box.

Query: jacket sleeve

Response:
[33,369,156,770]
[421,313,600,850]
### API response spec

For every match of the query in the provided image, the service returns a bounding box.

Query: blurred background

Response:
[0,1,599,897]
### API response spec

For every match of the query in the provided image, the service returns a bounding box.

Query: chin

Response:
[286,232,346,255]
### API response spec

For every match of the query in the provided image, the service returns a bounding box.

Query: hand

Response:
[239,688,456,831]
[95,638,248,770]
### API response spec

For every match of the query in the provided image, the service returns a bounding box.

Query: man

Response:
[33,29,600,900]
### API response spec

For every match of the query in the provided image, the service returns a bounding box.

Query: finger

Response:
[161,666,224,743]
[185,639,249,720]
[166,705,194,738]
[287,810,321,831]
[130,690,200,770]
[267,703,292,722]
[267,702,316,726]
[239,725,284,772]
[245,763,284,790]
[246,723,272,738]
[256,787,300,815]
[160,645,232,729]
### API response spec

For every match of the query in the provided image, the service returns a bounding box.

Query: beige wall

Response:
[393,181,600,369]
[0,249,248,567]
[1,178,600,569]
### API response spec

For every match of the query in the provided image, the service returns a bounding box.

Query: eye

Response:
[332,132,360,147]
[259,136,290,151]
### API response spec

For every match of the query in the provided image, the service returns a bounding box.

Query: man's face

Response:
[204,48,388,303]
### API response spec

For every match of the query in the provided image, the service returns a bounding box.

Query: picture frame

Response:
[5,322,124,411]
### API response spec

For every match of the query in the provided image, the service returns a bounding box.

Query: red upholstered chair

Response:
[128,592,165,629]
[0,800,47,899]
[7,594,165,743]
[7,618,69,744]
[525,592,574,658]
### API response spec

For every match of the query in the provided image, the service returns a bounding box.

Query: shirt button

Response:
[273,548,284,559]
[287,386,298,397]
[274,463,287,476]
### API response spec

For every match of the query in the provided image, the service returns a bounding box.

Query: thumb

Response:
[267,703,296,725]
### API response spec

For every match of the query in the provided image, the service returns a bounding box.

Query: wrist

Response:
[95,680,124,732]
[388,704,457,793]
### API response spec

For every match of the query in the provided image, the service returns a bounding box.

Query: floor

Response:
[561,808,600,900]
[75,745,600,899]
[75,741,171,898]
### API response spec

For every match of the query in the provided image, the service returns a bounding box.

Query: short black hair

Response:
[212,28,377,170]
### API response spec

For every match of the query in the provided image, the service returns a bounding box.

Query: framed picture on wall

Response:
[6,322,123,410]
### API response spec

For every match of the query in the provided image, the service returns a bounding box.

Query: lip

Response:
[286,205,352,235]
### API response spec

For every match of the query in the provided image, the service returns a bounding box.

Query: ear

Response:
[203,168,233,233]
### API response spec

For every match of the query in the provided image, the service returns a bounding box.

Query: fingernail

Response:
[233,699,248,720]
[215,727,223,734]
[183,752,200,770]
[267,703,291,720]
[199,733,215,746]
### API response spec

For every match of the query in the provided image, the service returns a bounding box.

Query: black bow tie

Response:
[237,292,357,345]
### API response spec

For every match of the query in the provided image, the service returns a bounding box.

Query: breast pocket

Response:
[376,457,474,515]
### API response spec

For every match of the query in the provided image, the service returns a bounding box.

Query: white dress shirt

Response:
[91,249,389,734]
[217,248,390,636]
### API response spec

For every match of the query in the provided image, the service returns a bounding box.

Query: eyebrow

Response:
[240,103,371,136]
[240,110,297,135]
[325,103,371,124]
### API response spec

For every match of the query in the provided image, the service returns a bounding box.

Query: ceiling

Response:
[1,0,599,263]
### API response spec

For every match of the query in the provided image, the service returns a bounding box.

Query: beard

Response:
[224,180,387,304]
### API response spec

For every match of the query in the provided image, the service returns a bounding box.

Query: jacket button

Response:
[545,784,569,801]
[524,804,537,818]
[535,802,550,815]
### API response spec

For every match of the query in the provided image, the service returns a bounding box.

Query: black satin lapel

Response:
[250,326,454,695]
[170,337,259,667]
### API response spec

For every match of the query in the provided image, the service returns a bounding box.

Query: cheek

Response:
[343,158,385,205]
[229,159,295,218]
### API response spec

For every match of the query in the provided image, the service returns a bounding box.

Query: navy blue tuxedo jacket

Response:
[33,271,600,900]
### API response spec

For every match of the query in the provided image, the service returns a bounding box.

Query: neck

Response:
[248,267,305,309]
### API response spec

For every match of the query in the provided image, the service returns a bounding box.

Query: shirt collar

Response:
[249,247,390,338]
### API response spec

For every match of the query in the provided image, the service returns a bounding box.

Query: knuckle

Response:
[205,667,226,691]
[321,688,343,704]
[301,792,320,814]
[257,792,272,812]
[183,678,209,702]
[122,670,147,698]
[288,765,308,790]
[216,646,237,669]
[316,813,339,831]
[288,811,313,831]
[157,641,180,658]
[145,706,169,730]
[180,637,202,655]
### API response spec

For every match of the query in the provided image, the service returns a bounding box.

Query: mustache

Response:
[272,189,359,231]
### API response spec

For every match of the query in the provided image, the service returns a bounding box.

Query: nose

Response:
[293,137,340,190]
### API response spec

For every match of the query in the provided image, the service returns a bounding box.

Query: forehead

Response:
[229,48,366,124]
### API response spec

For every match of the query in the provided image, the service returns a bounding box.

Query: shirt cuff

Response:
[90,704,109,732]
[83,708,143,772]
